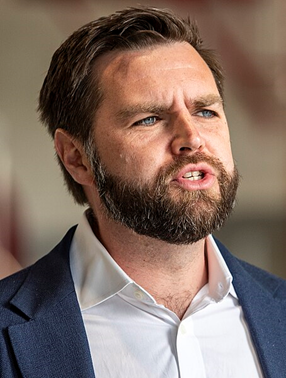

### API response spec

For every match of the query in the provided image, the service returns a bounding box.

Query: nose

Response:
[170,114,205,155]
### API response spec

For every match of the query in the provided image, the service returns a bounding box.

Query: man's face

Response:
[90,42,239,244]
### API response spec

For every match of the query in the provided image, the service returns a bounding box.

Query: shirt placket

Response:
[176,317,206,378]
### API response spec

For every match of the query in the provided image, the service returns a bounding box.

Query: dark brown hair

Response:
[38,6,224,205]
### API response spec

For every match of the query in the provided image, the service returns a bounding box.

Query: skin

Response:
[0,244,21,279]
[55,42,235,319]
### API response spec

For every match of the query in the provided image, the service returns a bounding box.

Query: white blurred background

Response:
[0,0,285,278]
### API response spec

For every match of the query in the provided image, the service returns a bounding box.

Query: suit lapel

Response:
[7,227,95,378]
[218,240,286,378]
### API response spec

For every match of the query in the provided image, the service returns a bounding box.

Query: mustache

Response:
[159,152,226,180]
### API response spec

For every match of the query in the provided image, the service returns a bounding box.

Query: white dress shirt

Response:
[70,211,263,377]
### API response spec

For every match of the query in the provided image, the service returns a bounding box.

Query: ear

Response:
[54,128,94,186]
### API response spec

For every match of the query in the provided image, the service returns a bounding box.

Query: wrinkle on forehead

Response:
[95,42,211,84]
[93,42,221,121]
[115,94,223,123]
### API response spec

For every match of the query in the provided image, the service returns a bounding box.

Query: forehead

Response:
[93,42,219,109]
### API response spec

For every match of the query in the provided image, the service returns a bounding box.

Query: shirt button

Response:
[134,290,144,300]
[179,324,187,335]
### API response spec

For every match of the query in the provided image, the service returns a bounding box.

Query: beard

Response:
[91,151,239,245]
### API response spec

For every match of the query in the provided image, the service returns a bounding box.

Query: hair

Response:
[38,6,225,205]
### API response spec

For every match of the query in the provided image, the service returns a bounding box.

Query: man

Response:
[0,7,285,378]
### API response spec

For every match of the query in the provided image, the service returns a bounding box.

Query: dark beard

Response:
[92,152,239,245]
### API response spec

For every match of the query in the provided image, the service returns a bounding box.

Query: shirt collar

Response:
[70,211,236,311]
[206,235,237,301]
[185,237,236,316]
[70,211,132,310]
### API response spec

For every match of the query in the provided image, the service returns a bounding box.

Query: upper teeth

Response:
[183,171,203,180]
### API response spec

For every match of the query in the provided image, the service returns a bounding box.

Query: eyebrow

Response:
[115,94,224,122]
[115,104,168,122]
[191,94,224,109]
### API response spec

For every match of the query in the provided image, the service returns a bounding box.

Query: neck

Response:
[90,210,208,319]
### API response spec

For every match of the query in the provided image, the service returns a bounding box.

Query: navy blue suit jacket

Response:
[1,226,286,377]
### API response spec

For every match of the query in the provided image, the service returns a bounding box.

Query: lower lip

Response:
[172,173,216,191]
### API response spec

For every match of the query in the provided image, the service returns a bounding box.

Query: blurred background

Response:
[0,0,285,278]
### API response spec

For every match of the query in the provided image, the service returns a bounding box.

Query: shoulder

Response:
[238,259,286,299]
[215,238,286,300]
[0,226,77,323]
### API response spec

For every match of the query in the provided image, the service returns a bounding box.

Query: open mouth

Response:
[182,171,204,181]
[172,164,215,191]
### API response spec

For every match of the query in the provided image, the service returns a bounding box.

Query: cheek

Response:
[118,142,168,183]
[97,136,154,180]
[205,132,234,173]
[119,149,159,177]
[222,131,235,172]
[218,142,234,174]
[223,149,235,174]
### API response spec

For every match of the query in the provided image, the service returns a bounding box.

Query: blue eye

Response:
[134,116,158,126]
[197,110,216,118]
